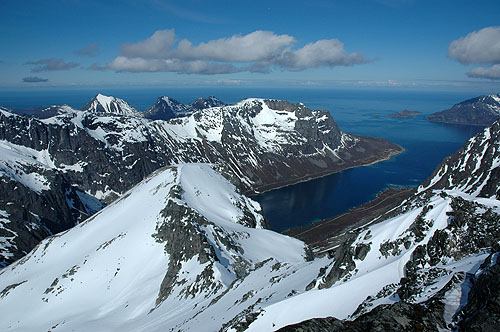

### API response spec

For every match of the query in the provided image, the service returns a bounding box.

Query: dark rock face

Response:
[143,96,192,121]
[277,301,446,332]
[456,255,500,331]
[143,96,224,121]
[189,96,226,111]
[428,94,500,126]
[0,169,103,266]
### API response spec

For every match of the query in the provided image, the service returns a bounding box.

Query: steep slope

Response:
[81,93,141,116]
[428,94,500,126]
[143,96,193,121]
[417,119,500,198]
[0,135,104,266]
[0,164,322,332]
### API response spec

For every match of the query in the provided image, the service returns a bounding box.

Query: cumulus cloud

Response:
[76,42,99,57]
[276,39,368,70]
[108,29,369,75]
[26,58,79,72]
[448,27,500,64]
[448,26,500,80]
[22,76,48,83]
[121,30,176,58]
[173,30,294,62]
[467,64,500,80]
[109,56,239,75]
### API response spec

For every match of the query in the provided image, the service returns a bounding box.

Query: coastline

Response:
[247,143,405,197]
[284,186,414,252]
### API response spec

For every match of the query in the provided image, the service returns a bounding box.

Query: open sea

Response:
[0,88,483,232]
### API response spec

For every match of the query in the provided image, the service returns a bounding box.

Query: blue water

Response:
[0,88,483,232]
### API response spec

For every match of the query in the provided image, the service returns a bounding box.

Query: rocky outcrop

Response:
[417,119,500,198]
[143,96,225,121]
[143,96,192,121]
[428,94,500,126]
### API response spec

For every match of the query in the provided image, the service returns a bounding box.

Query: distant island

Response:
[372,109,423,118]
[427,94,500,126]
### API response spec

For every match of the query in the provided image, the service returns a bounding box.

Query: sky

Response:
[1,0,500,92]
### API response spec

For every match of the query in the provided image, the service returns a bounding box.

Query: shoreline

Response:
[247,144,405,197]
[284,186,414,251]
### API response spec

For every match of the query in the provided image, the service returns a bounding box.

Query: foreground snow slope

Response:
[0,164,321,332]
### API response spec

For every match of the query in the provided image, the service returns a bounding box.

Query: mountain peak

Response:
[81,93,141,116]
[189,96,226,111]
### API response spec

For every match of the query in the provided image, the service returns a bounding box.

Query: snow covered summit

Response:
[81,93,141,116]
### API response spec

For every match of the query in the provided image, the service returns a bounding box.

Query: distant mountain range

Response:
[0,94,402,266]
[0,107,499,331]
[428,94,500,126]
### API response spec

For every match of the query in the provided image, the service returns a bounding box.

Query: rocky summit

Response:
[428,94,500,126]
[0,95,402,266]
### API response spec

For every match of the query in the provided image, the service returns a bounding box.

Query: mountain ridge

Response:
[0,95,402,266]
[427,94,500,126]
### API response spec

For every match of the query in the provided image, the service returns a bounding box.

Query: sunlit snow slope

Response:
[0,164,321,332]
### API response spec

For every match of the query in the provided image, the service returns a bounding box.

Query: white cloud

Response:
[467,64,500,80]
[120,29,176,58]
[448,26,500,64]
[108,56,239,75]
[276,39,368,70]
[109,29,369,75]
[448,26,500,80]
[174,30,295,62]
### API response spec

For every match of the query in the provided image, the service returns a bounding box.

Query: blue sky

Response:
[1,0,499,91]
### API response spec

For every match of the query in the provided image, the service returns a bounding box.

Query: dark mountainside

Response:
[0,95,402,266]
[428,94,500,126]
[143,95,226,121]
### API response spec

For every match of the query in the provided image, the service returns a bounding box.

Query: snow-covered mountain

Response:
[0,164,320,332]
[81,93,141,116]
[428,94,500,126]
[1,118,500,330]
[1,118,500,331]
[0,96,401,265]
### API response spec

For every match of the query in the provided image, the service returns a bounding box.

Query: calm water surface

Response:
[0,88,483,232]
